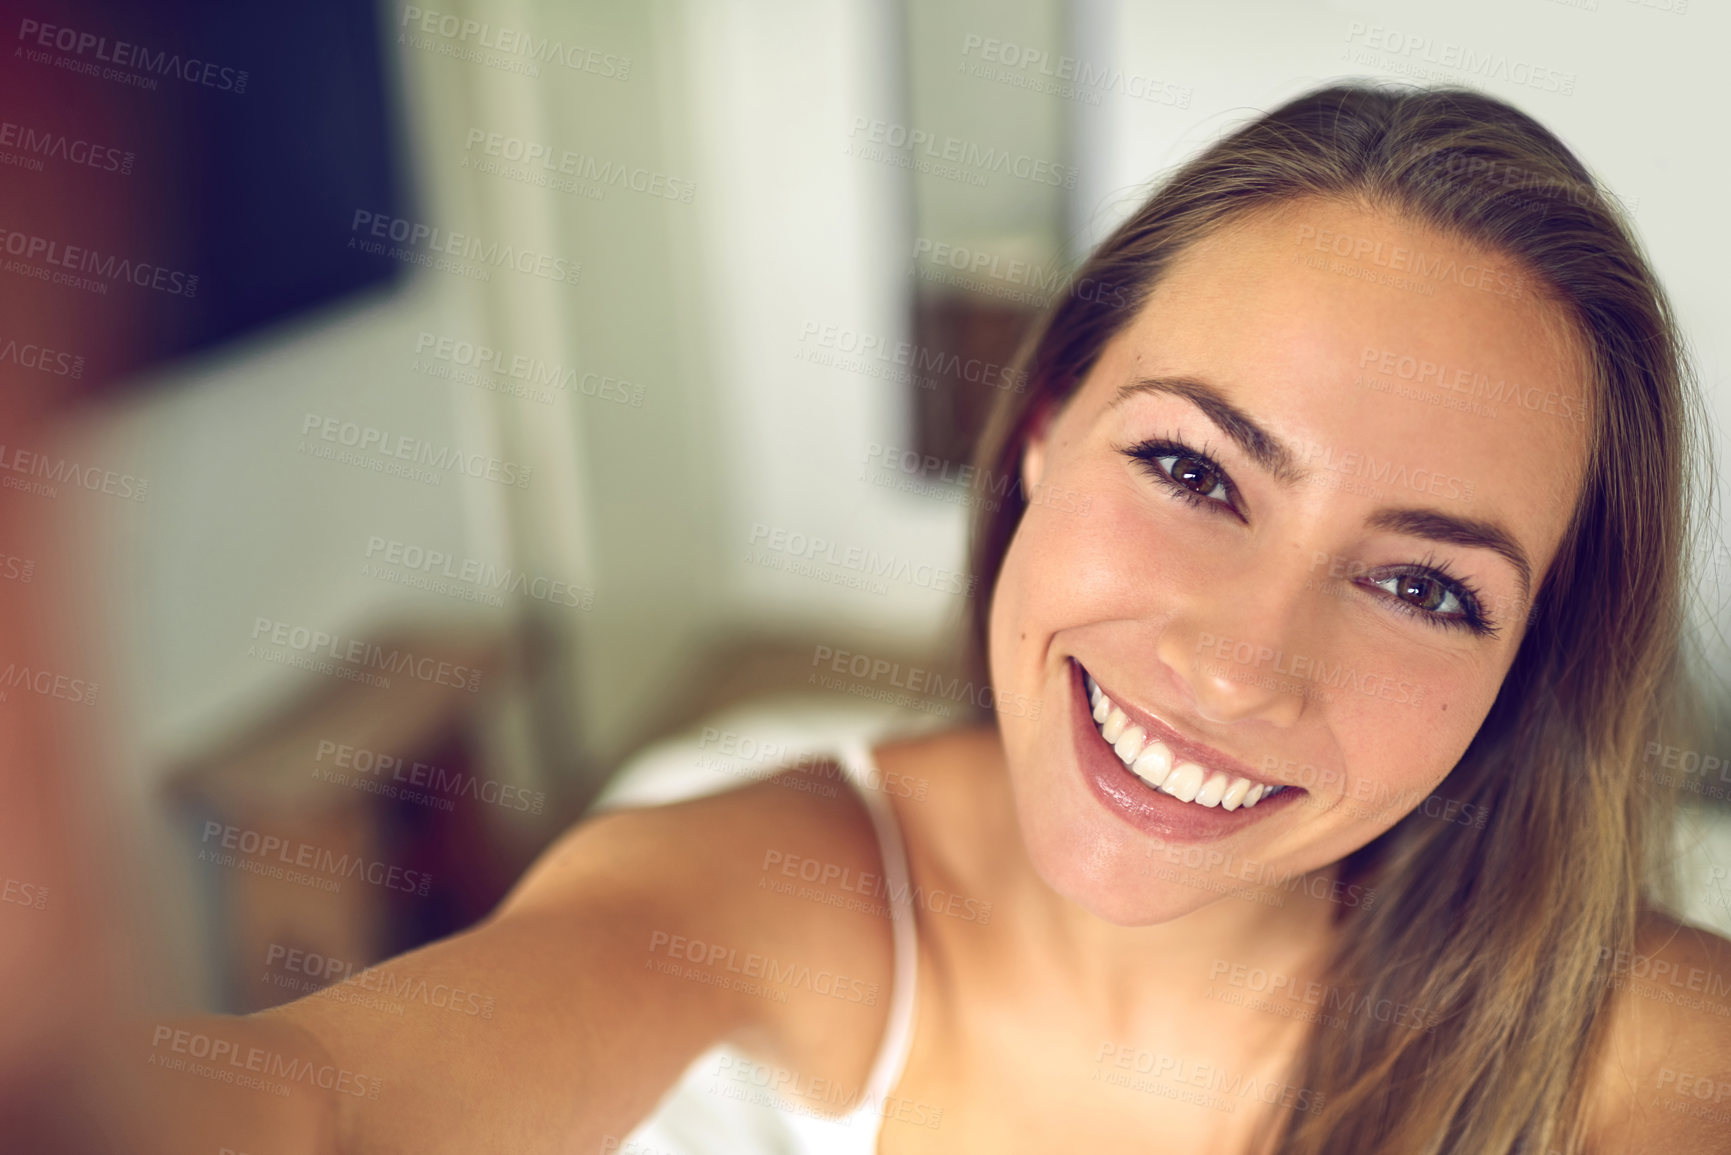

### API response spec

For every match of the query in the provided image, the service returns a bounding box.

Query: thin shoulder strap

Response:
[835,738,919,1117]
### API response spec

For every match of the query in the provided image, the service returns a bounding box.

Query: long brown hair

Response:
[966,83,1706,1153]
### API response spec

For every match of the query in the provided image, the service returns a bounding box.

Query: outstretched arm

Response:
[98,766,897,1155]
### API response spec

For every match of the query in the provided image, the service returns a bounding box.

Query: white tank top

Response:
[595,737,923,1155]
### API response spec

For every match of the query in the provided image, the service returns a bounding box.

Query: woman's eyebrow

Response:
[1365,507,1534,603]
[1111,375,1307,484]
[1112,375,1533,599]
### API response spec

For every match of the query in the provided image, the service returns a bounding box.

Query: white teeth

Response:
[1085,669,1288,811]
[1130,740,1173,789]
[1219,777,1253,811]
[1161,762,1206,803]
[1113,725,1147,765]
[1194,771,1230,808]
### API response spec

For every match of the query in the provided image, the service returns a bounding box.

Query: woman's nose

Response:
[1165,630,1309,726]
[1151,569,1322,728]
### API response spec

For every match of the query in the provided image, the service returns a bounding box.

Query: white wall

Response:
[685,0,973,651]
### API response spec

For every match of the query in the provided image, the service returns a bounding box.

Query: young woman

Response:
[132,82,1731,1154]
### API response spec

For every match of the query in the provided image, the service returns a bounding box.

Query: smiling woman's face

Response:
[988,200,1593,924]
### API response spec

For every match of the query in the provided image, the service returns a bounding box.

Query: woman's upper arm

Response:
[258,768,896,1154]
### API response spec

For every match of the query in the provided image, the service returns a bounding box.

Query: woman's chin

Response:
[1016,798,1236,927]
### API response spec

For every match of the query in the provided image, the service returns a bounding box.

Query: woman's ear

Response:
[1020,399,1058,499]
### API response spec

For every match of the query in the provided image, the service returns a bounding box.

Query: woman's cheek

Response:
[1313,674,1497,831]
[1031,474,1191,612]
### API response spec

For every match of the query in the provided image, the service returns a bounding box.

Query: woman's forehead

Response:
[1097,202,1589,432]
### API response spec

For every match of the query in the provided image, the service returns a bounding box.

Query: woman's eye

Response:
[1368,572,1466,618]
[1160,454,1228,501]
[1119,439,1241,515]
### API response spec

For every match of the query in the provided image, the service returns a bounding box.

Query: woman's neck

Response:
[914,723,1346,1023]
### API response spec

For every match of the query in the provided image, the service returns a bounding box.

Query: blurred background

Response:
[2,0,1728,1035]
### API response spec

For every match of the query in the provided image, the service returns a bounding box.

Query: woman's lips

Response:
[1081,660,1296,804]
[1067,657,1303,841]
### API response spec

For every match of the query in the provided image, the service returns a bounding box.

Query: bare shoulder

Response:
[500,758,900,1079]
[1585,910,1731,1153]
[248,759,902,1154]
